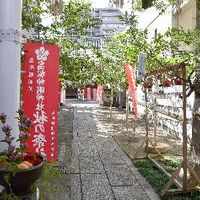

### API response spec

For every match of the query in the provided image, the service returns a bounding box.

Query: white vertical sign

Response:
[137,53,146,79]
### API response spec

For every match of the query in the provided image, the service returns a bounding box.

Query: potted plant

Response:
[0,109,45,197]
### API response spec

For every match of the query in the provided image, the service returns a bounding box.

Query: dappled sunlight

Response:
[62,108,71,111]
[77,110,84,113]
[94,106,183,160]
[96,134,109,138]
[65,99,99,109]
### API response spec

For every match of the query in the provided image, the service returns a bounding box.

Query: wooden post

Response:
[144,88,149,157]
[182,65,188,191]
[126,88,129,131]
[148,139,164,158]
[187,163,200,185]
[153,96,157,146]
[109,88,113,117]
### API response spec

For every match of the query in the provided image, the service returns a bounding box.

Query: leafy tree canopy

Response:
[22,0,100,87]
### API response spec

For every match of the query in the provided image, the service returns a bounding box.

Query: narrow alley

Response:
[65,100,160,200]
[1,1,200,199]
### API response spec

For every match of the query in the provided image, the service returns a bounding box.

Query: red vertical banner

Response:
[85,87,87,100]
[82,88,85,100]
[125,63,138,118]
[22,42,60,161]
[97,85,104,101]
[91,88,94,100]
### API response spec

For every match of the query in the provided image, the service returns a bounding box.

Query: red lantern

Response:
[143,82,153,89]
[163,79,171,87]
[173,78,183,85]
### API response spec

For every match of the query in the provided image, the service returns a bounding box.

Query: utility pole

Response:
[0,0,22,149]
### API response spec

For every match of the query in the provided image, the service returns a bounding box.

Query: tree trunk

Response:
[191,0,200,184]
[191,93,200,184]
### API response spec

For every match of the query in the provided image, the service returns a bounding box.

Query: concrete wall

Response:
[136,0,196,40]
[135,84,194,139]
[136,5,172,41]
[172,0,196,29]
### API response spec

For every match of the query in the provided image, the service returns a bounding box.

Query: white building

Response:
[91,8,126,37]
[135,0,196,40]
[136,5,172,41]
[172,0,196,29]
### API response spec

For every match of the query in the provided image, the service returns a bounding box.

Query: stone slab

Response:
[79,148,99,158]
[104,165,137,186]
[71,174,81,200]
[99,149,125,165]
[128,166,160,200]
[113,186,150,200]
[80,155,104,173]
[81,174,115,200]
[94,138,116,153]
[71,142,80,174]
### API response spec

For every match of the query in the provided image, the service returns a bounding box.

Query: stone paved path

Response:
[69,100,160,200]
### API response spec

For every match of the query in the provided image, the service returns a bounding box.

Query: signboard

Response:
[125,63,138,118]
[137,53,146,79]
[22,42,60,161]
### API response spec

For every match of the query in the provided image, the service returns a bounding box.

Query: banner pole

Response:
[126,88,129,131]
[109,88,113,117]
[144,88,149,157]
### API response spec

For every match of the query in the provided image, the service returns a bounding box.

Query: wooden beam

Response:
[148,139,164,159]
[182,66,188,191]
[148,156,183,190]
[145,62,187,78]
[134,138,147,159]
[156,109,191,122]
[161,161,183,196]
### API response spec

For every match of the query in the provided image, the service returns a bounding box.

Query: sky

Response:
[42,0,110,26]
[91,0,109,8]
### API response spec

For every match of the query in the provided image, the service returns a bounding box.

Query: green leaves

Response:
[133,0,176,11]
[22,0,200,89]
[22,0,48,30]
[22,0,100,87]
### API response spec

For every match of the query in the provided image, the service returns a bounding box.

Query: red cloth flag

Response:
[22,42,60,161]
[97,85,104,102]
[125,63,138,118]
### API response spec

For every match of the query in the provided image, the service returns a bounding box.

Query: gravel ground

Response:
[38,105,73,200]
[94,106,183,160]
